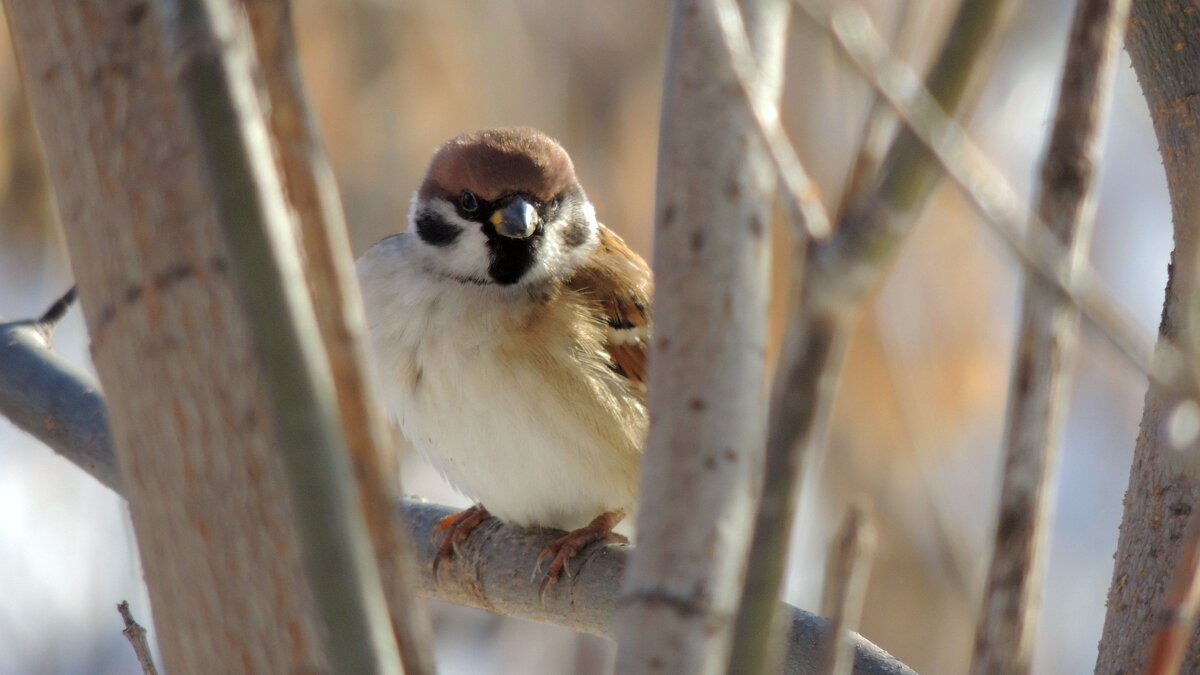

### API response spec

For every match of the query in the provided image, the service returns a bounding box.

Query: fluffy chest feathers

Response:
[358,234,647,530]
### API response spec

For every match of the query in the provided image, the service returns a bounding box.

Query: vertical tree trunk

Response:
[1096,1,1200,672]
[2,1,328,670]
[614,0,788,673]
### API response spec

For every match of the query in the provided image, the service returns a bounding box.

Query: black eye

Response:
[459,190,478,213]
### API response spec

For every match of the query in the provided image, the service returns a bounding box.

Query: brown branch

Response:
[1144,510,1200,675]
[240,3,435,672]
[820,502,877,675]
[155,0,401,670]
[970,1,1131,673]
[1098,2,1200,671]
[117,601,160,675]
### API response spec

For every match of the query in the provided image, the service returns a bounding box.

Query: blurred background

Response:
[0,0,1170,673]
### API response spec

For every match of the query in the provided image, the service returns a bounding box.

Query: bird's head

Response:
[408,128,600,288]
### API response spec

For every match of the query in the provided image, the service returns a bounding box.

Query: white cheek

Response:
[408,199,492,281]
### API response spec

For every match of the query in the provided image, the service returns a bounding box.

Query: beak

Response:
[489,196,539,239]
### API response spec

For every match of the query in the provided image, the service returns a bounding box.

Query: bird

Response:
[357,127,651,583]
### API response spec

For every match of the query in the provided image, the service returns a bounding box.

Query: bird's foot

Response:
[535,510,629,599]
[431,504,492,580]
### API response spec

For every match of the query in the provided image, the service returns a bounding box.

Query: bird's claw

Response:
[531,511,629,600]
[431,505,491,581]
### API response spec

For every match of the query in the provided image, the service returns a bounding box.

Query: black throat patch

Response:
[484,225,541,285]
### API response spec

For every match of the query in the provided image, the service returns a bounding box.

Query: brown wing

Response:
[566,225,653,393]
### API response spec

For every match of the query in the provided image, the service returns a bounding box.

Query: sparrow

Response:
[357,127,651,582]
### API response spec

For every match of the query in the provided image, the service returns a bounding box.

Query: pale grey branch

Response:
[616,0,793,673]
[0,317,917,675]
[117,601,160,675]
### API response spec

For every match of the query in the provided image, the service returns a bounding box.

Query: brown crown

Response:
[418,128,577,203]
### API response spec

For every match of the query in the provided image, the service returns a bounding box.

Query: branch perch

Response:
[0,316,916,675]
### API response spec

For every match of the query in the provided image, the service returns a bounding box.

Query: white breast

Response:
[357,235,646,531]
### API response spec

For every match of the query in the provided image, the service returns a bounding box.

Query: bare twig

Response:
[35,286,76,333]
[709,0,831,239]
[117,601,160,675]
[970,1,1131,673]
[834,0,918,223]
[803,2,1167,386]
[240,2,436,672]
[731,2,1016,672]
[155,0,400,671]
[820,502,877,675]
[0,316,917,675]
[615,1,792,672]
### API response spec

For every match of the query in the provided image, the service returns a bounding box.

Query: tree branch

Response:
[239,2,436,672]
[154,0,400,670]
[0,315,916,675]
[615,0,793,672]
[971,1,1130,673]
[117,601,160,675]
[733,2,1017,671]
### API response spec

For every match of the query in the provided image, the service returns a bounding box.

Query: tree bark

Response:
[1,1,329,670]
[614,0,787,673]
[1096,1,1200,672]
[971,1,1130,673]
[240,3,436,672]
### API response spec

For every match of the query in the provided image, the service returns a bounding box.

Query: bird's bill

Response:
[490,196,539,239]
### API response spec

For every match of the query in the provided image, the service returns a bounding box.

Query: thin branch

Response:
[801,2,1171,388]
[971,1,1131,673]
[240,2,436,672]
[731,1,1016,672]
[834,0,918,223]
[709,0,831,240]
[0,316,917,675]
[154,0,400,672]
[35,286,76,333]
[1143,509,1200,675]
[117,601,160,675]
[820,502,877,675]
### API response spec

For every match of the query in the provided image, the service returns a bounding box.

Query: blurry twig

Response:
[834,0,917,223]
[802,2,1174,389]
[731,1,1016,672]
[241,2,436,672]
[35,286,76,335]
[820,502,878,675]
[709,0,831,240]
[1143,509,1200,675]
[971,1,1131,673]
[117,601,159,675]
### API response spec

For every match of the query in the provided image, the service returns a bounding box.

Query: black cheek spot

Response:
[415,211,462,247]
[561,216,591,249]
